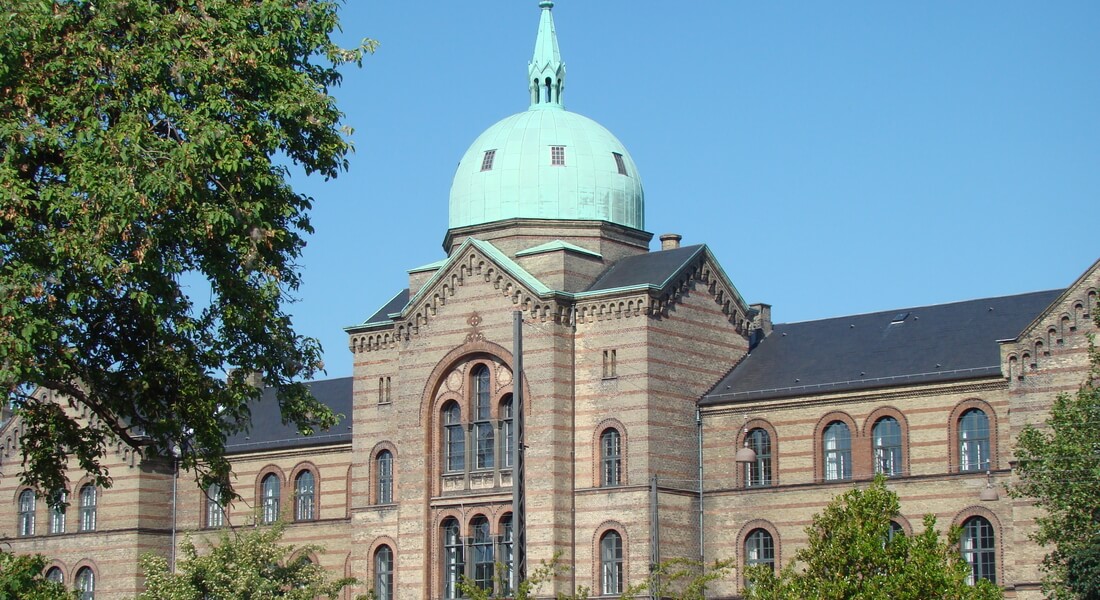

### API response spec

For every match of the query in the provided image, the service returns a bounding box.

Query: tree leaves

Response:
[0,0,373,502]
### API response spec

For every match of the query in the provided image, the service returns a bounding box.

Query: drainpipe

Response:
[697,406,704,562]
[170,443,181,572]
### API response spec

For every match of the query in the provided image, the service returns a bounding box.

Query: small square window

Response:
[613,152,628,176]
[550,145,566,166]
[480,149,496,171]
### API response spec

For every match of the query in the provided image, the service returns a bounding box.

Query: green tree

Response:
[1010,306,1100,599]
[137,521,359,600]
[0,550,76,600]
[745,475,1002,600]
[0,0,373,501]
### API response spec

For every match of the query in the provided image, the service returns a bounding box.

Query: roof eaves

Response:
[344,288,409,332]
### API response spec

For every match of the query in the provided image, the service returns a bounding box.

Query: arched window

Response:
[49,490,66,534]
[261,474,280,524]
[443,402,464,473]
[823,422,852,481]
[442,518,463,599]
[501,395,514,468]
[961,516,996,584]
[473,367,494,470]
[374,545,394,600]
[294,471,315,521]
[377,450,394,504]
[744,428,772,487]
[78,485,97,532]
[873,417,902,476]
[75,567,95,600]
[45,567,63,584]
[501,514,514,595]
[744,528,775,574]
[206,484,224,528]
[887,520,905,543]
[600,530,624,595]
[601,429,622,486]
[471,515,493,591]
[959,409,990,472]
[18,489,35,536]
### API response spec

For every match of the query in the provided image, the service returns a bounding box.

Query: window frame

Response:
[872,416,903,477]
[294,470,316,522]
[958,408,990,473]
[500,395,514,469]
[550,145,566,166]
[961,516,997,584]
[443,402,465,474]
[473,366,494,471]
[599,530,624,596]
[206,484,225,529]
[49,490,66,534]
[471,515,494,591]
[78,484,97,532]
[480,149,496,172]
[260,473,281,524]
[75,566,95,600]
[441,517,463,600]
[744,428,772,488]
[600,428,622,487]
[822,421,853,481]
[377,449,394,505]
[18,489,35,537]
[374,545,394,600]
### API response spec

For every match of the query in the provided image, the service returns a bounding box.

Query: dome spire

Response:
[529,1,566,109]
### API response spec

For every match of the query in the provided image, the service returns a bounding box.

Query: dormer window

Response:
[613,152,628,176]
[481,149,496,171]
[550,145,566,166]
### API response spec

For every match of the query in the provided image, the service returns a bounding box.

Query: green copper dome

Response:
[448,2,645,232]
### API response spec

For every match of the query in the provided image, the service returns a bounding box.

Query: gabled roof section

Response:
[1009,258,1100,343]
[224,377,353,454]
[701,289,1063,406]
[516,239,602,259]
[352,289,410,330]
[587,245,704,292]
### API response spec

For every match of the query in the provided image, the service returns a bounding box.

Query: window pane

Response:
[76,567,94,600]
[501,396,514,468]
[601,429,622,486]
[873,417,902,477]
[207,484,224,528]
[442,519,463,599]
[745,429,772,487]
[823,422,851,481]
[377,450,394,504]
[444,404,465,473]
[600,531,623,595]
[961,517,996,584]
[295,471,315,521]
[375,546,394,600]
[472,516,494,590]
[18,490,35,536]
[49,491,66,534]
[959,409,990,472]
[261,475,280,524]
[79,485,97,532]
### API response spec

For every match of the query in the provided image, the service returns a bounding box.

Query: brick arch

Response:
[592,418,628,487]
[43,559,68,584]
[494,390,514,421]
[71,477,99,531]
[369,441,398,505]
[591,520,629,595]
[864,406,910,477]
[288,461,321,521]
[288,549,321,566]
[890,514,914,536]
[813,411,860,482]
[255,465,287,521]
[432,509,466,599]
[736,519,781,594]
[417,340,524,427]
[952,505,1004,584]
[947,399,998,473]
[70,559,98,593]
[735,418,779,489]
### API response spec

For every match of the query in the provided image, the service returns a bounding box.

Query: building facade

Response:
[3,3,1099,599]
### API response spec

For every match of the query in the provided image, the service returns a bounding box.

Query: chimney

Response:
[659,233,682,251]
[751,303,773,337]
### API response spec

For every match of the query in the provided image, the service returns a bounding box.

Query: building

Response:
[2,2,1099,599]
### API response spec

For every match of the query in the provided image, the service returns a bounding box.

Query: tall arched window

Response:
[76,567,95,600]
[744,528,775,574]
[49,490,66,534]
[78,485,97,532]
[961,516,996,584]
[744,428,772,487]
[45,567,63,584]
[601,429,622,487]
[873,417,902,476]
[600,530,624,595]
[823,422,852,481]
[374,545,394,600]
[471,515,493,590]
[261,474,280,524]
[18,489,35,536]
[473,367,494,470]
[442,518,463,599]
[377,450,394,504]
[501,395,514,468]
[294,471,315,521]
[959,409,990,472]
[501,513,514,595]
[443,402,464,473]
[206,484,224,528]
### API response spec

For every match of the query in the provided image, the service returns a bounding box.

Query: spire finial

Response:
[529,0,565,109]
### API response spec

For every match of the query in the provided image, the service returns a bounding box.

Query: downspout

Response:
[697,406,705,563]
[570,304,577,596]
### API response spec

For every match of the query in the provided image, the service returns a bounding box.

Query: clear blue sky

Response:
[284,1,1100,379]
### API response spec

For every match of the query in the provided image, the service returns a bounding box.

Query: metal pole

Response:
[170,443,181,572]
[512,311,527,585]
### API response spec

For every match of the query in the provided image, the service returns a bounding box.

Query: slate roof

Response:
[361,289,410,327]
[224,377,354,454]
[700,289,1063,406]
[585,245,705,292]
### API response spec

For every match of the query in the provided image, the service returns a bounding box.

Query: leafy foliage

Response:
[0,0,373,501]
[745,475,1002,600]
[137,521,359,600]
[1010,304,1100,599]
[0,550,76,600]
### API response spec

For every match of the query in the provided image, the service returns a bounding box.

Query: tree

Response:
[1010,306,1100,599]
[137,521,359,600]
[0,0,373,501]
[745,475,1002,600]
[0,550,76,600]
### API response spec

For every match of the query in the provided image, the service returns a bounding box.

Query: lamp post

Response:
[170,443,181,572]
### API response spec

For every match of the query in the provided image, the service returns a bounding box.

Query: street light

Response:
[170,443,182,572]
[735,415,757,464]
